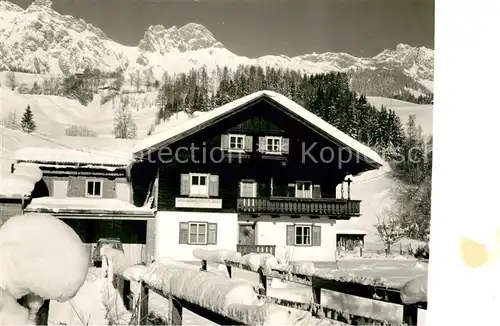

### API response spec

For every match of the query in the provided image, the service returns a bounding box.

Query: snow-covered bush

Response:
[413,244,430,260]
[0,214,88,323]
[64,124,97,137]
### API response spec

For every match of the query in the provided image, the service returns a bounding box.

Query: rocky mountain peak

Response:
[30,0,53,9]
[138,22,223,54]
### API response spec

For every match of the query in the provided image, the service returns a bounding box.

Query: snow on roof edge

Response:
[14,147,134,167]
[133,90,384,167]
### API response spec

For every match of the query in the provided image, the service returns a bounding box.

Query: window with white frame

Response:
[86,179,103,197]
[179,222,217,245]
[295,225,312,246]
[229,134,245,151]
[296,181,312,198]
[189,222,207,245]
[190,173,209,197]
[265,136,282,153]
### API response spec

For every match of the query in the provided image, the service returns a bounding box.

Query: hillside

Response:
[0,0,434,96]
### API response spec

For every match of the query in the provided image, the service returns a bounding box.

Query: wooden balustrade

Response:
[236,244,276,256]
[237,197,361,216]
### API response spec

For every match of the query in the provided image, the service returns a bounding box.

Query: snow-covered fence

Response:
[194,249,428,326]
[103,247,333,325]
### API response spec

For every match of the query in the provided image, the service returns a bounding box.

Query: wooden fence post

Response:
[138,282,149,325]
[170,296,183,325]
[402,305,418,326]
[311,285,321,316]
[35,300,50,325]
[201,260,207,271]
[123,279,131,310]
[258,267,267,296]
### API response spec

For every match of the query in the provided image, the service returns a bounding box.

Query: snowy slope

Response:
[0,1,434,92]
[337,97,432,240]
[0,87,159,137]
[367,96,433,135]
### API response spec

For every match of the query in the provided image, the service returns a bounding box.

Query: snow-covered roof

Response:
[14,137,137,167]
[24,197,153,216]
[0,163,43,197]
[133,91,384,167]
[336,229,368,235]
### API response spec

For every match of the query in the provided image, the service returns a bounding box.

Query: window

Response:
[266,136,282,153]
[86,179,103,197]
[179,222,217,245]
[190,173,209,197]
[189,222,207,245]
[296,181,312,198]
[180,174,219,197]
[295,225,311,246]
[287,224,321,247]
[229,134,245,151]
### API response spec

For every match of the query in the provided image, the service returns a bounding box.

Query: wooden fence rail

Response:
[200,259,427,326]
[106,246,426,326]
[112,271,248,325]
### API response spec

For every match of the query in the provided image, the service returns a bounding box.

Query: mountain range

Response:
[0,0,434,95]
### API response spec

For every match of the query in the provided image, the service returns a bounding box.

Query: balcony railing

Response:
[237,197,361,217]
[237,244,276,256]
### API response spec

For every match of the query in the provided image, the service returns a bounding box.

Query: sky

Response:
[11,0,434,57]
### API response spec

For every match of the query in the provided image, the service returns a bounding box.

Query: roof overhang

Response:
[23,207,155,220]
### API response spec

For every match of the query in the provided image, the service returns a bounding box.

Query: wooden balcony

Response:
[237,244,276,256]
[237,197,361,218]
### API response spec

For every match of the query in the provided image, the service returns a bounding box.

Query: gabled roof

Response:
[133,90,384,167]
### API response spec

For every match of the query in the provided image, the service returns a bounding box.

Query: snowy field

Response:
[45,258,426,326]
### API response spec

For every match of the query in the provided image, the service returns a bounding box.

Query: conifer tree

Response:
[21,105,36,133]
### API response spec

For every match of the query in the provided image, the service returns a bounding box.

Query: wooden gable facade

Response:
[133,93,381,220]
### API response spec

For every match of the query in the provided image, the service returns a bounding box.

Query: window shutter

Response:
[287,183,296,197]
[180,174,190,195]
[286,225,295,245]
[313,184,321,198]
[179,222,189,244]
[221,134,230,150]
[209,174,219,197]
[208,223,217,244]
[244,135,253,152]
[282,138,290,154]
[312,225,321,246]
[258,137,266,152]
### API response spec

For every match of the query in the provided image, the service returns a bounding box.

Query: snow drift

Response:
[0,214,89,300]
[193,248,242,264]
[400,275,427,304]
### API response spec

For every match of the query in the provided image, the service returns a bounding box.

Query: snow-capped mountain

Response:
[0,0,434,92]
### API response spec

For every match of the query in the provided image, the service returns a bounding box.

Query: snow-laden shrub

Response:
[413,244,430,260]
[0,214,89,301]
[400,275,427,304]
[64,125,97,137]
[193,248,242,264]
